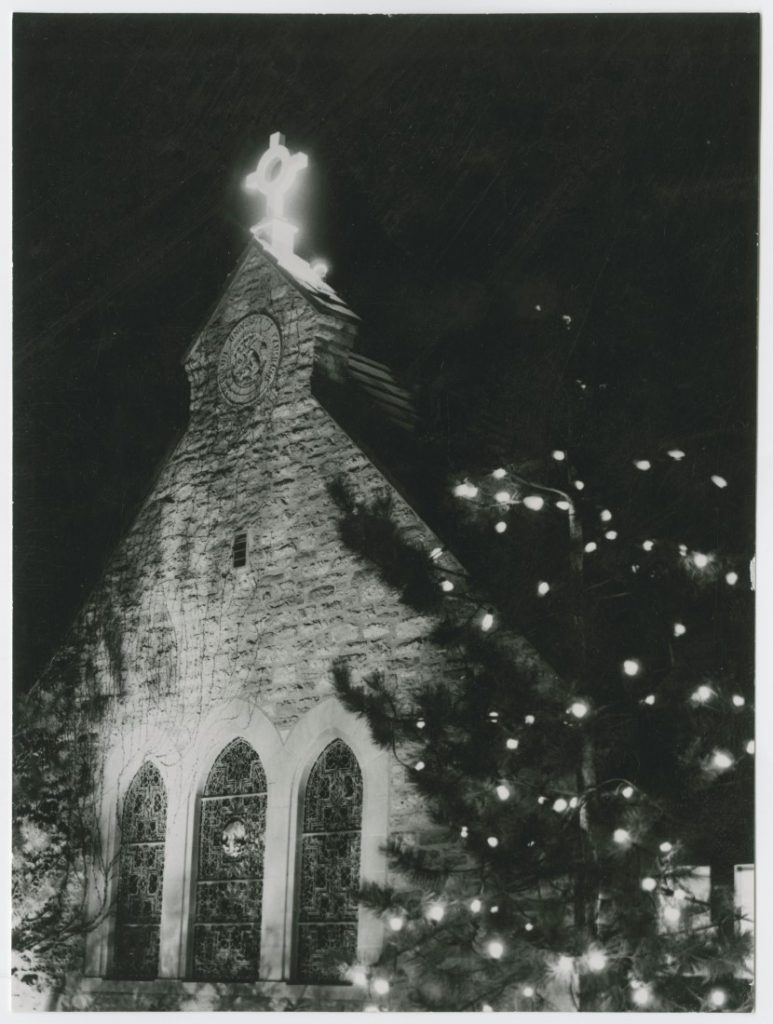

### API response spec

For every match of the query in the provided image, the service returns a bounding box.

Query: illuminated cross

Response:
[244,131,308,257]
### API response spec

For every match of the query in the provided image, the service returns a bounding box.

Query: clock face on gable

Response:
[218,313,282,407]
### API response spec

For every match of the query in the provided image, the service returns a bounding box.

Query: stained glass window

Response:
[193,738,267,980]
[297,739,363,983]
[114,762,167,980]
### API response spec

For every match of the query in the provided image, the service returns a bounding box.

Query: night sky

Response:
[13,13,759,693]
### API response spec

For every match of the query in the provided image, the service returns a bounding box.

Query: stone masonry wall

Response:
[45,243,462,998]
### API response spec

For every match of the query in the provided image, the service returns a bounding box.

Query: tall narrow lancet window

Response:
[193,739,267,980]
[297,739,363,982]
[114,762,167,980]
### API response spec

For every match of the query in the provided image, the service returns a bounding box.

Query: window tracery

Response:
[297,739,363,983]
[193,738,267,980]
[115,762,167,980]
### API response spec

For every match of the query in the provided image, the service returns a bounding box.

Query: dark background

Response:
[13,14,759,693]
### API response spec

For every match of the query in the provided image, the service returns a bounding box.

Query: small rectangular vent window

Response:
[232,532,248,568]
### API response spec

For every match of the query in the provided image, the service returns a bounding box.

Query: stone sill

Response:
[59,975,368,1012]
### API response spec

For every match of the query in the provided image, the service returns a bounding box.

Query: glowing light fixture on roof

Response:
[552,449,566,461]
[726,571,739,585]
[711,749,734,770]
[600,509,612,522]
[673,622,686,637]
[642,539,654,551]
[623,659,641,677]
[495,520,507,534]
[711,475,728,489]
[495,490,511,504]
[244,131,308,256]
[506,738,519,750]
[692,552,710,569]
[537,581,550,596]
[634,459,651,471]
[481,611,494,632]
[668,449,686,460]
[493,467,507,479]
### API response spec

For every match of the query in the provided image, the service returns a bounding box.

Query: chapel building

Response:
[45,136,525,1012]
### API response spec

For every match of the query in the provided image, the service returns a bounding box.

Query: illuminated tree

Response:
[328,309,754,1011]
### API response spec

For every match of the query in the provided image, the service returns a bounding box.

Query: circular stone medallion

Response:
[218,313,282,406]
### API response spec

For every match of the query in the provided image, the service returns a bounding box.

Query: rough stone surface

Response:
[40,242,463,1009]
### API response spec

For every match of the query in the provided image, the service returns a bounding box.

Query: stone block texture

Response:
[41,242,461,1010]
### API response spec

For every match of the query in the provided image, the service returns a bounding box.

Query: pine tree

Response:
[327,311,754,1011]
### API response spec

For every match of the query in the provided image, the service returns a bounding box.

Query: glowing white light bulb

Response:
[587,950,607,972]
[495,520,507,534]
[574,480,585,491]
[537,580,550,596]
[642,539,654,551]
[711,749,734,770]
[552,449,566,461]
[663,905,681,925]
[746,740,755,755]
[569,796,579,808]
[523,495,545,511]
[496,784,511,801]
[668,449,686,460]
[440,579,454,592]
[481,612,494,632]
[553,798,569,813]
[470,898,482,913]
[600,509,613,522]
[692,685,713,703]
[679,543,688,556]
[569,700,589,719]
[632,986,652,1007]
[556,955,574,975]
[492,467,507,479]
[613,828,631,845]
[693,552,709,568]
[506,738,519,750]
[453,482,478,498]
[605,530,618,540]
[495,490,511,504]
[487,836,499,848]
[634,459,651,471]
[585,541,598,553]
[427,903,445,922]
[711,475,728,489]
[659,841,673,853]
[488,710,499,720]
[460,826,468,838]
[414,761,425,771]
[673,622,686,637]
[522,985,535,998]
[490,905,499,914]
[430,546,443,561]
[524,922,535,932]
[388,914,405,932]
[732,694,745,707]
[623,659,641,677]
[643,694,656,705]
[641,877,657,892]
[709,989,727,1008]
[416,718,426,729]
[352,967,368,987]
[524,714,536,725]
[621,785,634,799]
[556,499,571,510]
[726,571,738,585]
[373,978,390,996]
[488,940,504,960]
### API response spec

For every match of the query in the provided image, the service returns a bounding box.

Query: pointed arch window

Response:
[297,739,363,983]
[193,738,267,980]
[115,762,167,980]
